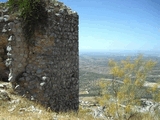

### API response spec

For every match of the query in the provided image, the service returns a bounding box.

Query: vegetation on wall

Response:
[7,0,48,45]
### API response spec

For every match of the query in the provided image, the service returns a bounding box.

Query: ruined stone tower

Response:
[0,0,79,112]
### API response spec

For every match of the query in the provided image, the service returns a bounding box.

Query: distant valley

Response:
[79,51,160,94]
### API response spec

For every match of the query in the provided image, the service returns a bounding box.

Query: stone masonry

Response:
[0,3,8,81]
[0,0,79,112]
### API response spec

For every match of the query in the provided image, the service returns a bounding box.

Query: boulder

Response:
[0,68,8,82]
[0,90,10,101]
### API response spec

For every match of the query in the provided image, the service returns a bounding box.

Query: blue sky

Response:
[1,0,160,53]
[60,0,160,52]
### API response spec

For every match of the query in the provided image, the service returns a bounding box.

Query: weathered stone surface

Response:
[0,0,79,112]
[0,26,8,81]
[0,89,10,101]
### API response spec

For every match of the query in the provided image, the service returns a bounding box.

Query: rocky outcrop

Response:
[0,82,11,101]
[0,89,10,101]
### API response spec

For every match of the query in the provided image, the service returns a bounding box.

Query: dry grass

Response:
[0,82,159,120]
[0,96,158,120]
[0,99,96,120]
[0,109,97,120]
[0,86,97,120]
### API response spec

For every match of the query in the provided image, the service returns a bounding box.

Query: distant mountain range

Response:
[79,50,160,57]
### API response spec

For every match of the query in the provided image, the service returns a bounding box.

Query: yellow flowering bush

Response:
[98,54,160,120]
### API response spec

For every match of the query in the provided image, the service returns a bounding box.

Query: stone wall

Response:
[0,0,79,112]
[0,3,9,82]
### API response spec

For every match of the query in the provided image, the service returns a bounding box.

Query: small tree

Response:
[98,54,160,120]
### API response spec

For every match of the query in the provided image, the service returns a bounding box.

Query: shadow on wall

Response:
[0,35,9,82]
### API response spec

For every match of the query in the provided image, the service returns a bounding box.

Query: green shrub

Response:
[7,0,48,45]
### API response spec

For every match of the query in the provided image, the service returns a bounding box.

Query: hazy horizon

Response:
[80,49,160,53]
[79,49,160,57]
